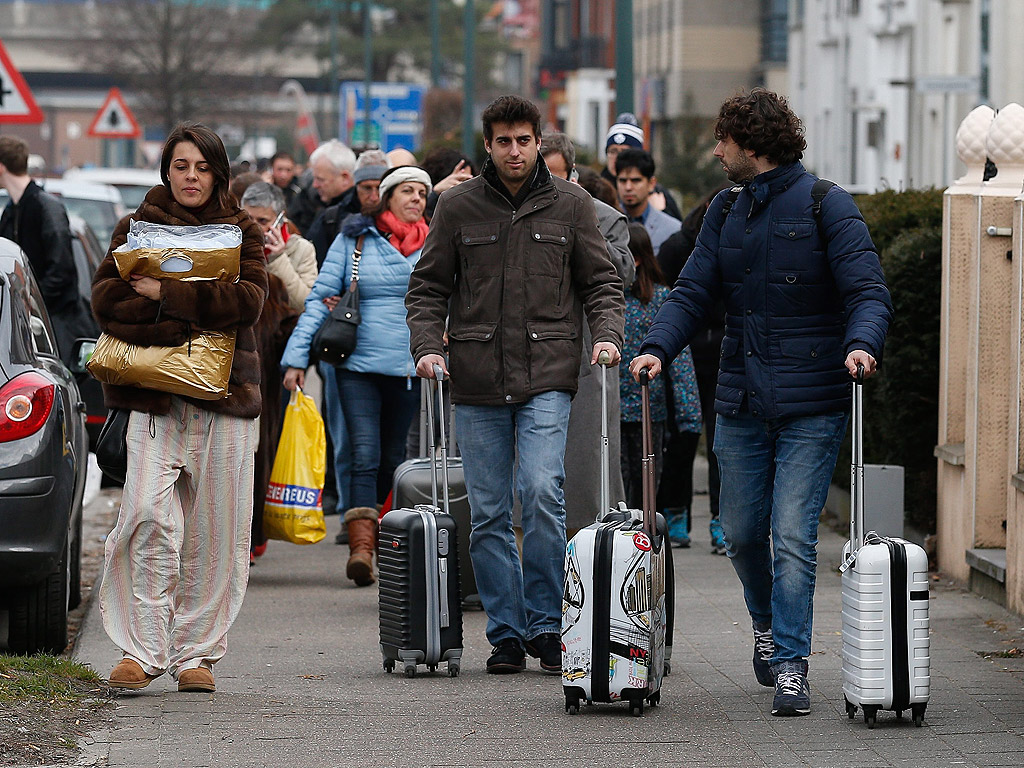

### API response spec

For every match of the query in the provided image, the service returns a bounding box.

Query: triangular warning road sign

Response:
[88,88,141,139]
[0,39,44,124]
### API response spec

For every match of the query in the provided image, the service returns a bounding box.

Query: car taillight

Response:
[0,372,55,442]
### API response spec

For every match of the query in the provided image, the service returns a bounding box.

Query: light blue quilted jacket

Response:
[281,215,419,378]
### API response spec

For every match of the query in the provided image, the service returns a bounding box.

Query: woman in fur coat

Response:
[92,122,267,694]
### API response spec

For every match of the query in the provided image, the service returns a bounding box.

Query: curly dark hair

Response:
[714,89,806,166]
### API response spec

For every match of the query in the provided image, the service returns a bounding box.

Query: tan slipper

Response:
[177,666,216,692]
[108,658,161,690]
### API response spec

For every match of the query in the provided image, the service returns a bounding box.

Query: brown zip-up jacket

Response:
[406,157,624,406]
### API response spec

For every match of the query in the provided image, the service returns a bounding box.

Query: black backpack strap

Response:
[720,184,744,215]
[811,178,836,219]
[810,178,837,246]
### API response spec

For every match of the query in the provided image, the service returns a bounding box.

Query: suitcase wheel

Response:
[564,694,580,715]
[844,697,857,719]
[404,663,417,678]
[863,705,879,729]
[384,660,395,674]
[630,700,644,718]
[912,703,926,727]
[428,664,437,673]
[448,663,460,678]
[664,660,671,676]
[647,692,660,708]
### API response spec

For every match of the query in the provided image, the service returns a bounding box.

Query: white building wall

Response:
[788,0,1019,193]
[564,69,617,156]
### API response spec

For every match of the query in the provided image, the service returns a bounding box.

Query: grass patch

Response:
[0,654,105,704]
[0,655,113,767]
[977,648,1024,659]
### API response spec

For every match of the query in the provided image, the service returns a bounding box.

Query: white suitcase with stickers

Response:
[561,357,667,717]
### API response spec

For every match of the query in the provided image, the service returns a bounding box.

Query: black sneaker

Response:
[525,633,562,675]
[486,639,526,674]
[771,659,811,716]
[752,620,775,687]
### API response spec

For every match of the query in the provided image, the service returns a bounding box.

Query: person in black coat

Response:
[655,185,729,552]
[0,134,95,364]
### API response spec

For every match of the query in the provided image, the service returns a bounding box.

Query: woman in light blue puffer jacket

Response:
[282,166,432,585]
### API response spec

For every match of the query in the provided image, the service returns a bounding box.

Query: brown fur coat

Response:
[91,185,268,418]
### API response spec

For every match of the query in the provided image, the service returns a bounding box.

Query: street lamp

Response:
[462,0,475,158]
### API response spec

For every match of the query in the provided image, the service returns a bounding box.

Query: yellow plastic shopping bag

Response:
[263,388,326,544]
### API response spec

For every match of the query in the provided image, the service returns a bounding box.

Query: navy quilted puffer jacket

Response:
[640,162,892,419]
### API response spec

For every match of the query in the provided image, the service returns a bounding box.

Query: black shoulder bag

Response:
[95,408,130,484]
[311,235,364,366]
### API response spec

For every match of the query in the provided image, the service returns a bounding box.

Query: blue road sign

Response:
[340,82,426,152]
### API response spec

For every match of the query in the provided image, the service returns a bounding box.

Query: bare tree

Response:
[69,0,263,133]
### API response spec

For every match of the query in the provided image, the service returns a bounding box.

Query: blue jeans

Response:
[318,363,351,512]
[334,369,418,509]
[713,410,848,663]
[456,391,572,647]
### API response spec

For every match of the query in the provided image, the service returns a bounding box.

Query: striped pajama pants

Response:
[99,398,258,678]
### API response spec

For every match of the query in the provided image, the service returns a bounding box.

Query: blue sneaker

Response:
[709,517,726,555]
[752,620,775,687]
[665,508,690,548]
[771,659,810,716]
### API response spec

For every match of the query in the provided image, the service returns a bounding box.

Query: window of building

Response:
[762,0,788,63]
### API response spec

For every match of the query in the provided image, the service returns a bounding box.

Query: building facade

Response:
[788,0,1024,192]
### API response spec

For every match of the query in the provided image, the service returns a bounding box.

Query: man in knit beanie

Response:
[352,149,389,212]
[602,112,683,221]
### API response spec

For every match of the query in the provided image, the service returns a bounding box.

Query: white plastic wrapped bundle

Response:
[112,221,242,282]
[121,220,242,250]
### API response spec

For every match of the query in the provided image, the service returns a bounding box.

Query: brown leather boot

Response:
[344,506,378,586]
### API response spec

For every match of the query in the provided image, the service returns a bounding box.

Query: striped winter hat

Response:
[605,113,645,149]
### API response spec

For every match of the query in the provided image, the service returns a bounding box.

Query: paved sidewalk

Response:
[74,491,1024,768]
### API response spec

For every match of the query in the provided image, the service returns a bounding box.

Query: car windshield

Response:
[113,184,151,210]
[60,198,119,246]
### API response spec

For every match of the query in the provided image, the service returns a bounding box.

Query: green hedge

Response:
[833,189,944,534]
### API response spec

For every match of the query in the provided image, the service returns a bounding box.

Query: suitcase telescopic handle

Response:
[850,363,865,552]
[639,367,657,546]
[598,350,612,519]
[426,364,450,515]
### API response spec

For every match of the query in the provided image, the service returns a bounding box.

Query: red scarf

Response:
[376,210,428,257]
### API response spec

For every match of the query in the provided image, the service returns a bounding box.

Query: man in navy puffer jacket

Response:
[630,89,892,718]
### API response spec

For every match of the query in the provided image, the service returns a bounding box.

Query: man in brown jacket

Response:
[406,95,625,675]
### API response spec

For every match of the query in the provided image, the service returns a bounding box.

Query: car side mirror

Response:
[68,337,96,375]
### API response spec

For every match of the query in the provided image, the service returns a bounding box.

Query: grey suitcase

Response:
[378,367,464,677]
[391,378,479,609]
[840,366,930,727]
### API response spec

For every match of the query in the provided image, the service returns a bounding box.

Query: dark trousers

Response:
[334,369,418,508]
[656,429,700,531]
[694,363,721,519]
[620,420,665,511]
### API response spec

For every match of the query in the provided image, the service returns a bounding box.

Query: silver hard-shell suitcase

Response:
[561,356,668,716]
[378,366,464,677]
[840,366,930,727]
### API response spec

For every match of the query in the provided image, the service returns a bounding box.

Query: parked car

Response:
[0,180,126,248]
[63,167,160,212]
[0,237,88,654]
[68,214,106,450]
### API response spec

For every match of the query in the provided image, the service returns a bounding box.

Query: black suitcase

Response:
[392,380,479,608]
[378,367,464,677]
